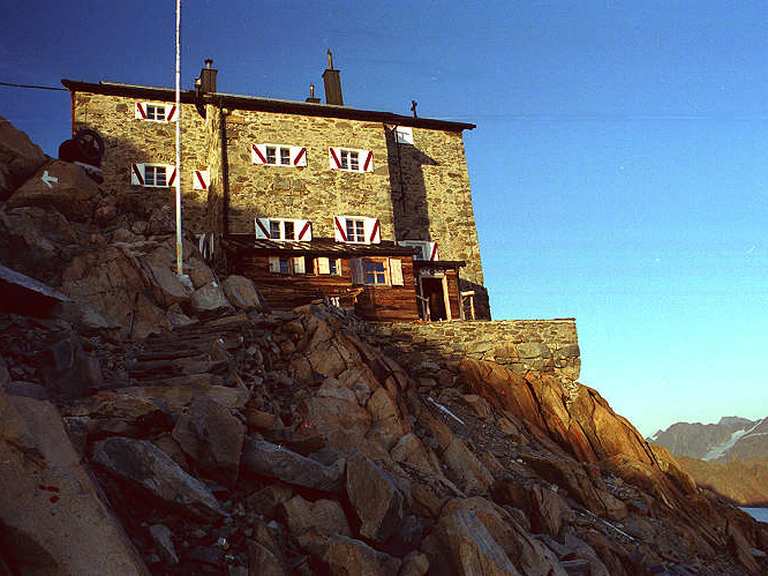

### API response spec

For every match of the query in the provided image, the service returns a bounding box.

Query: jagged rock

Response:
[280,494,351,537]
[0,392,150,575]
[172,396,245,485]
[247,484,295,518]
[346,453,404,543]
[0,207,80,284]
[62,246,170,338]
[92,436,226,519]
[399,551,430,576]
[366,386,408,449]
[147,205,175,235]
[222,275,263,310]
[247,540,285,576]
[727,521,762,575]
[491,479,573,536]
[149,524,178,566]
[423,506,521,576]
[241,438,345,493]
[38,331,101,399]
[117,384,251,417]
[322,535,401,576]
[190,280,232,314]
[141,259,192,307]
[7,160,101,222]
[0,115,46,199]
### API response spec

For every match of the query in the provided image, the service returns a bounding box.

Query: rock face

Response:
[0,392,149,575]
[221,274,263,311]
[7,160,102,222]
[92,437,226,519]
[0,115,46,199]
[346,453,405,543]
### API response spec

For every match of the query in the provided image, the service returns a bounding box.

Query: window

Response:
[146,104,166,122]
[269,220,281,240]
[269,256,292,274]
[144,165,167,187]
[345,218,366,243]
[340,150,359,171]
[395,126,414,145]
[265,145,292,166]
[279,257,291,274]
[257,217,312,241]
[284,221,295,241]
[364,259,387,285]
[317,257,342,276]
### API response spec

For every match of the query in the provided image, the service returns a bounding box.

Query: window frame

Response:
[357,257,389,286]
[269,218,298,241]
[264,144,293,167]
[345,218,366,244]
[143,164,169,188]
[145,104,167,122]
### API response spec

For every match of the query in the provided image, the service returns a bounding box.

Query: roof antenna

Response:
[410,100,418,118]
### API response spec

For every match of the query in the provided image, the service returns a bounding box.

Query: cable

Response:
[0,80,67,92]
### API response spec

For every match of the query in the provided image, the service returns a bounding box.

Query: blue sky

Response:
[2,1,767,435]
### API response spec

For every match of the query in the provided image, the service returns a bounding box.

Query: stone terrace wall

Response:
[364,319,580,381]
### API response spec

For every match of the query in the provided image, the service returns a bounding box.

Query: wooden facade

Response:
[225,236,420,321]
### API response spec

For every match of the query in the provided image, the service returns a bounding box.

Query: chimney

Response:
[305,82,321,104]
[200,58,218,94]
[322,50,344,106]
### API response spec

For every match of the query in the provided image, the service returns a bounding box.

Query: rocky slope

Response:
[675,458,768,508]
[1,115,767,575]
[651,417,768,462]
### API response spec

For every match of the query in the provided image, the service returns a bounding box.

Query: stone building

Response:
[62,54,490,320]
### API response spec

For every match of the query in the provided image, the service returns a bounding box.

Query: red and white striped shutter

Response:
[427,241,439,261]
[251,144,268,165]
[193,169,210,190]
[130,163,145,185]
[333,216,347,242]
[364,217,381,244]
[361,149,374,172]
[134,102,148,120]
[290,146,308,167]
[166,165,178,188]
[328,147,342,170]
[255,217,271,239]
[295,219,313,241]
[165,104,178,122]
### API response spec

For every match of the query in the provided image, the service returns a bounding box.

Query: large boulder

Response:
[0,115,46,199]
[0,392,149,575]
[221,275,263,310]
[190,280,232,314]
[6,160,101,222]
[62,246,169,338]
[345,453,404,543]
[172,396,245,485]
[280,495,351,537]
[322,535,401,576]
[241,438,344,493]
[92,437,226,519]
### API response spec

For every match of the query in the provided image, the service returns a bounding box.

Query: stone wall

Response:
[364,318,580,381]
[72,92,209,232]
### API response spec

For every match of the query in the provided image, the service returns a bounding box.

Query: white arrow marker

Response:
[41,171,58,189]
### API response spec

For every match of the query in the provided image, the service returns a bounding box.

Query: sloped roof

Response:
[61,79,475,132]
[224,235,419,257]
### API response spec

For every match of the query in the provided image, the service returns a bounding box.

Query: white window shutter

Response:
[317,257,330,275]
[329,147,342,169]
[165,104,178,122]
[295,219,312,241]
[251,144,268,165]
[364,217,381,244]
[333,216,347,242]
[361,149,375,172]
[131,163,145,185]
[390,258,404,286]
[255,217,271,239]
[166,165,178,188]
[193,169,210,190]
[268,256,280,273]
[395,126,414,145]
[135,102,147,120]
[293,256,306,274]
[427,241,439,261]
[290,146,308,167]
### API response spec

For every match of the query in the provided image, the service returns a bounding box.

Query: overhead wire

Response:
[0,80,67,92]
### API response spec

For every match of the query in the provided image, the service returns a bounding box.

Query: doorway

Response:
[421,277,448,321]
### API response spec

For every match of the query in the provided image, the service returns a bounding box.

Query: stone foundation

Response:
[363,319,580,381]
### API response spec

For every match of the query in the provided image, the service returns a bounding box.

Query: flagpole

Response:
[174,0,184,276]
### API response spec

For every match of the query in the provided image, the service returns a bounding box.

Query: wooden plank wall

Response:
[231,252,419,321]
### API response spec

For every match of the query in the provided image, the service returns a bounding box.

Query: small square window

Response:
[364,260,387,285]
[340,150,360,171]
[269,221,281,239]
[144,165,167,187]
[146,104,166,122]
[280,147,291,165]
[266,146,277,165]
[345,218,365,243]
